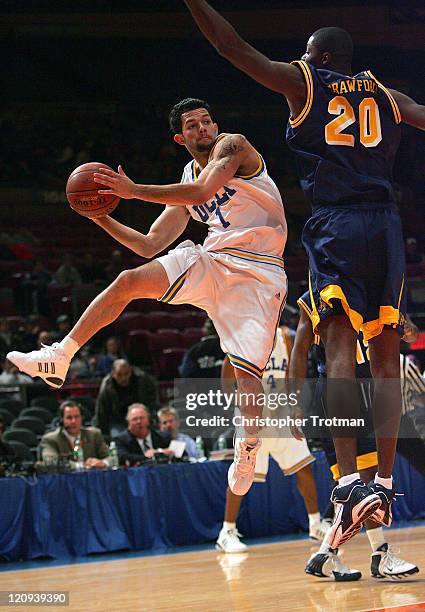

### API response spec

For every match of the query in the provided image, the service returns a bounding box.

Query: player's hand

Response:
[290,404,305,441]
[402,319,419,344]
[144,448,156,459]
[94,165,137,199]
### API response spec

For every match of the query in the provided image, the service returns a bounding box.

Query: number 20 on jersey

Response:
[325,96,382,148]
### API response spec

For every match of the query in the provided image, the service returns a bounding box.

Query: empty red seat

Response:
[148,330,184,354]
[169,311,200,330]
[148,311,177,330]
[114,312,148,335]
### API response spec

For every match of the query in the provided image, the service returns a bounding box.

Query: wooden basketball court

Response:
[1,526,424,612]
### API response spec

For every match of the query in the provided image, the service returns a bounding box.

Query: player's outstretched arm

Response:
[92,206,190,259]
[184,0,305,101]
[94,134,254,205]
[391,89,425,130]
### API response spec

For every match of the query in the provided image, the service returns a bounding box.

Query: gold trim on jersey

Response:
[235,153,264,180]
[365,70,401,124]
[331,451,378,480]
[289,60,314,128]
[208,133,265,180]
[192,160,200,180]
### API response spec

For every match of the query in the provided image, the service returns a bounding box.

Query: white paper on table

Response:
[169,440,186,458]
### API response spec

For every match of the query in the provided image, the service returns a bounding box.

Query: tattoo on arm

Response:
[212,135,247,171]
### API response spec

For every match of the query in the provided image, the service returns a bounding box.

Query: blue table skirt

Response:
[1,452,424,561]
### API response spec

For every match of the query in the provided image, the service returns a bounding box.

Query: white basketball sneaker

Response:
[216,527,248,553]
[7,344,70,389]
[228,438,261,495]
[371,543,419,579]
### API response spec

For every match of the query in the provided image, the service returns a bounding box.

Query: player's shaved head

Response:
[310,27,353,65]
[169,97,214,134]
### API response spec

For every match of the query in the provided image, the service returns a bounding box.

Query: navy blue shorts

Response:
[302,204,406,341]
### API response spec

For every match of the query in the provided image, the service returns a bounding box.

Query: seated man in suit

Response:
[115,403,171,466]
[157,406,200,459]
[40,399,109,469]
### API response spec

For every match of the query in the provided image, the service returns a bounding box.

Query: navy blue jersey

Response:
[297,291,371,379]
[286,61,402,208]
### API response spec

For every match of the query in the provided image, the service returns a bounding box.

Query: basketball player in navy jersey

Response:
[185,1,425,548]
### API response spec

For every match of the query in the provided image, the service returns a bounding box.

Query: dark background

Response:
[1,0,424,292]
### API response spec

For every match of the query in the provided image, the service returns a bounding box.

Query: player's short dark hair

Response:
[311,27,353,64]
[169,98,213,134]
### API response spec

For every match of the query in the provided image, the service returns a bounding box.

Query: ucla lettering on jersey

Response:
[286,61,402,208]
[180,134,287,257]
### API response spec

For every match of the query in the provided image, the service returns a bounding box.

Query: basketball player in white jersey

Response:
[8,98,287,496]
[217,324,325,553]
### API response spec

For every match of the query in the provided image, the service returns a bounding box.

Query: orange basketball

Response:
[66,162,120,218]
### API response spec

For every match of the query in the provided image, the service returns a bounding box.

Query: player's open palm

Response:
[94,165,137,199]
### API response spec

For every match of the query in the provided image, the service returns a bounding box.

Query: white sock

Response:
[367,527,386,552]
[223,521,236,532]
[375,473,393,489]
[59,336,80,360]
[339,472,360,487]
[319,529,334,554]
[308,512,321,528]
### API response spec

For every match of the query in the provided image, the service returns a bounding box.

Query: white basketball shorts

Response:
[156,240,287,378]
[254,436,315,481]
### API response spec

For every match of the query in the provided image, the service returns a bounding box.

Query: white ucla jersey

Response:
[263,327,291,394]
[180,135,287,257]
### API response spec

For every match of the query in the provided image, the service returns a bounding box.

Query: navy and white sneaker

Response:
[371,543,419,579]
[368,481,397,527]
[305,549,362,581]
[327,479,381,548]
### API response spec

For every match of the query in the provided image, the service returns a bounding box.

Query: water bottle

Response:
[109,441,119,469]
[217,435,227,451]
[72,436,84,471]
[195,436,205,460]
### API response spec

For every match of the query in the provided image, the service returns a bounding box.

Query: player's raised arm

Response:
[390,89,425,131]
[184,0,305,102]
